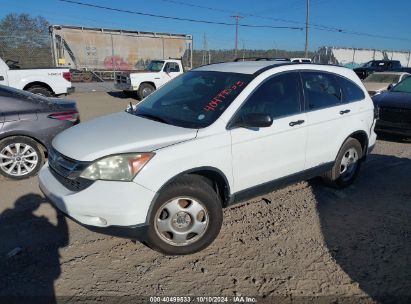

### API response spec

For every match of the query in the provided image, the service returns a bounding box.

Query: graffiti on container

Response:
[103,56,133,70]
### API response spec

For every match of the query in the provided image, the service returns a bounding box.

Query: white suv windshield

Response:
[131,71,253,128]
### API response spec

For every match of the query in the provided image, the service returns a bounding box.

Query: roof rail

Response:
[234,57,291,62]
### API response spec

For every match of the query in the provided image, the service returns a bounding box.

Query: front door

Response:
[159,62,181,87]
[230,72,308,193]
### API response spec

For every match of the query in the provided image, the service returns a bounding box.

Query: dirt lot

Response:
[0,91,410,303]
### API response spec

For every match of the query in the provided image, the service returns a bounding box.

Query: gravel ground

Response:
[0,91,410,303]
[72,82,117,93]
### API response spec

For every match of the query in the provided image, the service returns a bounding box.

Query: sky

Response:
[1,0,411,51]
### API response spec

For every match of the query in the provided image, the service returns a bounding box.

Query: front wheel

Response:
[146,175,223,255]
[322,138,363,188]
[137,83,155,100]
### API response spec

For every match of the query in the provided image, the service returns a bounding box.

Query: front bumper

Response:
[114,82,133,91]
[56,206,149,240]
[375,120,411,137]
[39,163,156,231]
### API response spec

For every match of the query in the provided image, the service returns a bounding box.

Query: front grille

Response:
[379,107,411,124]
[50,166,94,192]
[48,147,94,192]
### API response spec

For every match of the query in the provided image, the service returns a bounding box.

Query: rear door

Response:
[230,71,308,193]
[302,71,365,169]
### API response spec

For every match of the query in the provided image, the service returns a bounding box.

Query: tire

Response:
[146,174,223,255]
[26,86,53,97]
[0,136,45,180]
[137,83,155,100]
[322,138,363,188]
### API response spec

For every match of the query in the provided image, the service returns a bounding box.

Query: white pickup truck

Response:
[0,57,74,97]
[115,59,184,99]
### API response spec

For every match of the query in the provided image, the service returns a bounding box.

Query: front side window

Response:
[336,76,365,103]
[236,72,302,120]
[132,71,252,128]
[301,72,342,110]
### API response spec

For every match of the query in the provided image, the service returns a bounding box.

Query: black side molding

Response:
[228,162,334,206]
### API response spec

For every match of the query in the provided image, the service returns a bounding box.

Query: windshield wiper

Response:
[136,113,170,124]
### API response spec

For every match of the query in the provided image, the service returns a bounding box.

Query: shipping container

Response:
[50,25,193,80]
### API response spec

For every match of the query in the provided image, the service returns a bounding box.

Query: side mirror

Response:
[234,113,273,129]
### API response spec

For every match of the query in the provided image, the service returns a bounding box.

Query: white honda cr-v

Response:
[39,61,376,255]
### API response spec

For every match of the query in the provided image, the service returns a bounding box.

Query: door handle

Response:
[340,109,351,115]
[289,120,305,127]
[0,76,4,81]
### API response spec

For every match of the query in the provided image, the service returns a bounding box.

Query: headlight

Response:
[80,153,154,181]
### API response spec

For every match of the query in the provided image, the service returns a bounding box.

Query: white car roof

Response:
[193,61,351,76]
[194,61,286,74]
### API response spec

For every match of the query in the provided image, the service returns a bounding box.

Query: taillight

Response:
[48,111,79,122]
[63,72,72,82]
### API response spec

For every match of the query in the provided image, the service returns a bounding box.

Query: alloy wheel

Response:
[0,143,39,177]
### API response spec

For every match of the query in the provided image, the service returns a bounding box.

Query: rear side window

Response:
[336,76,365,103]
[237,72,302,119]
[301,72,342,110]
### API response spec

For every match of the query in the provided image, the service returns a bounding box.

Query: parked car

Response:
[114,59,184,99]
[353,60,411,80]
[372,76,411,138]
[0,57,75,97]
[363,72,410,96]
[39,61,376,255]
[0,85,79,180]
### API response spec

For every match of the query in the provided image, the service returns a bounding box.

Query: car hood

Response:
[364,82,390,92]
[52,111,197,161]
[372,91,411,109]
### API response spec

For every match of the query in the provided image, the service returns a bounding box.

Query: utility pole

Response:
[305,0,310,58]
[202,33,208,65]
[231,15,243,57]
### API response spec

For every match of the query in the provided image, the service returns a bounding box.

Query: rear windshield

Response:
[131,71,253,128]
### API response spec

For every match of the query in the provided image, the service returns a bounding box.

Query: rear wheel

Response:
[137,83,155,100]
[0,136,44,180]
[146,175,223,255]
[26,86,53,97]
[323,138,363,188]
